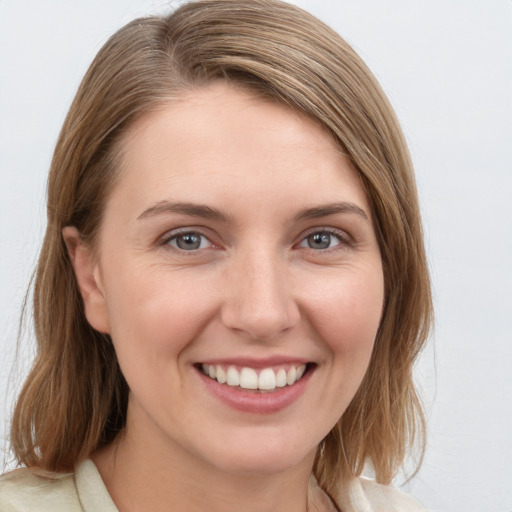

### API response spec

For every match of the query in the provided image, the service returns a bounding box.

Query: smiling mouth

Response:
[198,363,311,392]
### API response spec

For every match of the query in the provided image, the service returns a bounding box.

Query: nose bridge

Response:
[221,243,299,340]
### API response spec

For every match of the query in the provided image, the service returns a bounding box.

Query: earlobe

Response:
[62,226,111,334]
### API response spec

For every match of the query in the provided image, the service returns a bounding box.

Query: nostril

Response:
[220,298,300,341]
[219,262,300,340]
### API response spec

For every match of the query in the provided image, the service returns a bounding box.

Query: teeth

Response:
[286,366,296,385]
[200,363,307,390]
[227,366,240,386]
[216,366,227,384]
[240,367,258,389]
[276,368,287,387]
[258,368,276,390]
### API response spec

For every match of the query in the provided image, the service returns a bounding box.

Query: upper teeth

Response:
[201,364,306,390]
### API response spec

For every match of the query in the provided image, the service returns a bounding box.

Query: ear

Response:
[62,226,111,334]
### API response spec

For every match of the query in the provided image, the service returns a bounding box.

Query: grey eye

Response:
[299,231,342,250]
[169,232,210,251]
[308,233,331,249]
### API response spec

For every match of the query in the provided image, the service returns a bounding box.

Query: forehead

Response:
[109,82,369,219]
[121,82,341,162]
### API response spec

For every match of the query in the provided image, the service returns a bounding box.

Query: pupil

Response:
[308,233,330,249]
[177,233,201,250]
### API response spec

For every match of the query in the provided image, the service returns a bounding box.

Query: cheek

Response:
[101,265,217,372]
[290,266,384,433]
[303,266,384,361]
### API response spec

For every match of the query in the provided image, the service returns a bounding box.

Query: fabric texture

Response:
[0,459,426,511]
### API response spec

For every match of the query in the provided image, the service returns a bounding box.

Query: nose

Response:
[220,249,300,341]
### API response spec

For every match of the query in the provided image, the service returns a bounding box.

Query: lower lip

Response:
[197,367,313,414]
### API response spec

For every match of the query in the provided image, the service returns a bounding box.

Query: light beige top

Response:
[0,459,427,511]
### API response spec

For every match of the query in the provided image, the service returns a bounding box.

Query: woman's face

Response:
[74,83,384,475]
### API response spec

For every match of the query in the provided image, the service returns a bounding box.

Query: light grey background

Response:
[1,1,511,511]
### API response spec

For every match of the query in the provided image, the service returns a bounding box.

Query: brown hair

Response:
[10,0,432,493]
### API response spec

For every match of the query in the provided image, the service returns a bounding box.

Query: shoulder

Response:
[0,459,117,512]
[333,476,428,512]
[0,467,82,512]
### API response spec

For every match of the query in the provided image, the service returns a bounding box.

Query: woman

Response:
[1,1,432,510]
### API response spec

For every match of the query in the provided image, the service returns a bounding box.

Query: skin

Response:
[64,82,384,512]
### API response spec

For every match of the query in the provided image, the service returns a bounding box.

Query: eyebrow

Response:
[137,201,229,222]
[137,200,369,223]
[293,202,369,222]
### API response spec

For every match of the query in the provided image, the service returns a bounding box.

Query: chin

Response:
[197,433,318,477]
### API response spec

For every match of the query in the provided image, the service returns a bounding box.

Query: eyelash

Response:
[158,227,353,256]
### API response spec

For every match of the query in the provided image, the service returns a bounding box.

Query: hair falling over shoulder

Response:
[10,0,432,495]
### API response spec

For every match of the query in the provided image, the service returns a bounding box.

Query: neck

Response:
[92,409,319,512]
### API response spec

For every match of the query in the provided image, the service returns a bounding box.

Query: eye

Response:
[165,231,213,251]
[298,230,346,250]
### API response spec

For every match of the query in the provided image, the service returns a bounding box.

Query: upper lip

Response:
[197,356,311,369]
